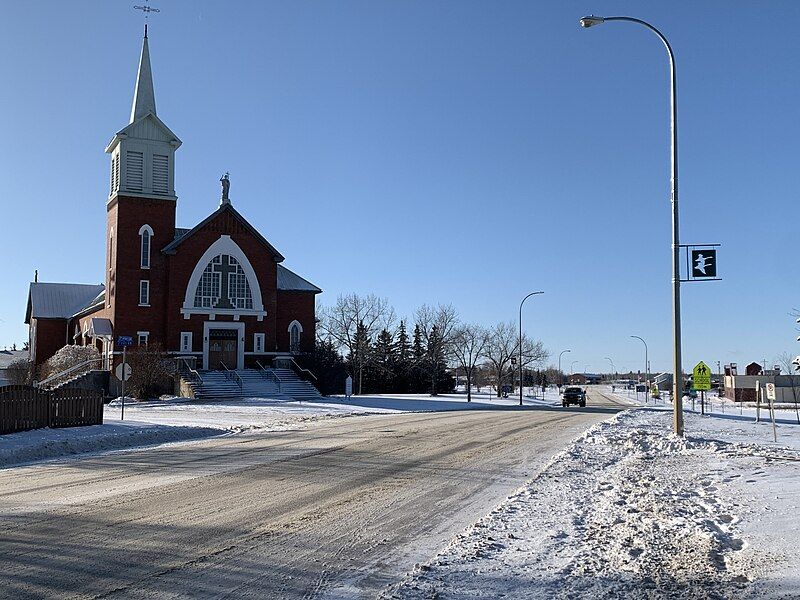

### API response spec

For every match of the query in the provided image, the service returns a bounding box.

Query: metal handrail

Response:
[36,358,103,389]
[289,358,317,381]
[219,362,242,389]
[179,358,203,385]
[256,360,282,393]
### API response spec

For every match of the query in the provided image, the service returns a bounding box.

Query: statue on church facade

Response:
[220,172,230,204]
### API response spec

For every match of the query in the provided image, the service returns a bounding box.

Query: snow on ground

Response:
[0,420,223,469]
[383,400,800,599]
[0,388,562,469]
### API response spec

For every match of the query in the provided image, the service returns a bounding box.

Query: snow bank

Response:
[0,420,223,469]
[384,408,800,599]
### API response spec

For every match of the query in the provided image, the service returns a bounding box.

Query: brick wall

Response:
[276,290,317,353]
[107,195,176,347]
[31,318,68,367]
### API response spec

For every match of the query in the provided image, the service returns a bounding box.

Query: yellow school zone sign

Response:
[692,361,712,391]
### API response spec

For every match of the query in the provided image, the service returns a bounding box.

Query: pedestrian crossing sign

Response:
[692,361,712,391]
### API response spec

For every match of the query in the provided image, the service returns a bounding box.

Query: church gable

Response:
[163,203,284,261]
[179,235,267,321]
[111,113,181,147]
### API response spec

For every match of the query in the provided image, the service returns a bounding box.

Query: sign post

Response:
[692,361,711,415]
[755,380,761,423]
[345,375,352,400]
[116,336,134,420]
[766,382,778,442]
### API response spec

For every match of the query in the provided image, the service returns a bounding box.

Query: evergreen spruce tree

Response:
[411,324,426,393]
[395,321,412,392]
[348,320,373,394]
[373,328,396,393]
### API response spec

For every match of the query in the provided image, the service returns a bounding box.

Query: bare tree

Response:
[414,303,460,395]
[483,321,549,396]
[450,324,487,402]
[778,351,800,424]
[318,293,395,394]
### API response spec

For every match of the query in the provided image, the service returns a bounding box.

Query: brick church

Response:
[25,31,321,373]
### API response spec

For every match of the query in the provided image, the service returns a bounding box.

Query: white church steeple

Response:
[130,26,157,123]
[105,29,181,202]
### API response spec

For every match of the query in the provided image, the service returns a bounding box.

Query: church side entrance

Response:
[202,322,245,370]
[208,329,238,370]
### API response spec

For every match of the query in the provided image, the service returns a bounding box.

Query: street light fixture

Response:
[631,335,649,403]
[558,349,572,387]
[581,15,684,435]
[519,291,544,406]
[579,16,605,28]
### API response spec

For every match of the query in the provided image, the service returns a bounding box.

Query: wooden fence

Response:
[0,385,104,435]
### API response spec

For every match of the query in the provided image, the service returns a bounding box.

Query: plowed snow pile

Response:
[384,408,800,599]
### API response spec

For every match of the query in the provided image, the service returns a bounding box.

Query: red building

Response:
[25,32,320,372]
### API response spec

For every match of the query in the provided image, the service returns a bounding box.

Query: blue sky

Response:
[1,1,797,373]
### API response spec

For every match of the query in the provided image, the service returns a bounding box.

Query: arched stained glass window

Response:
[193,254,253,310]
[289,322,301,352]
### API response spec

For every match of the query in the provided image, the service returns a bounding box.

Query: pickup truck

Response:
[562,386,586,408]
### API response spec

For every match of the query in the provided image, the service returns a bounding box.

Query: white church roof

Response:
[25,283,105,323]
[277,265,322,293]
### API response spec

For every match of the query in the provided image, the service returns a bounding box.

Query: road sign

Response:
[691,249,717,278]
[115,362,132,382]
[345,375,352,398]
[117,335,134,347]
[692,361,712,391]
[765,382,776,401]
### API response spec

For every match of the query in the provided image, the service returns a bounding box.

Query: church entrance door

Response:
[208,329,238,370]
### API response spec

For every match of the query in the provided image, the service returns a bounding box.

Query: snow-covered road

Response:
[0,395,627,599]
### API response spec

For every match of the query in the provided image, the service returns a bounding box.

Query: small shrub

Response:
[125,344,173,399]
[6,358,34,385]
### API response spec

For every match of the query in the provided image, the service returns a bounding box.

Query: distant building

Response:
[568,373,602,385]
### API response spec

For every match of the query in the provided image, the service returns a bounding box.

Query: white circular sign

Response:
[115,363,133,382]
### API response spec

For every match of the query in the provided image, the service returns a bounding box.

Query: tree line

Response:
[308,293,550,399]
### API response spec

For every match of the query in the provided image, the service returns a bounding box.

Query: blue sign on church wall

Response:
[117,336,134,347]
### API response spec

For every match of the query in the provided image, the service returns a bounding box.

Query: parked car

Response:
[562,386,586,408]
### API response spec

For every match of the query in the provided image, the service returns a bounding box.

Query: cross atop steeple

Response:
[134,3,160,38]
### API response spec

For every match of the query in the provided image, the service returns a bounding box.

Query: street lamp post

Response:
[581,15,684,435]
[604,356,615,381]
[631,335,649,403]
[519,291,544,406]
[558,349,572,387]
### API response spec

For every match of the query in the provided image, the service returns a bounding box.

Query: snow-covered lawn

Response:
[0,389,562,469]
[383,404,800,599]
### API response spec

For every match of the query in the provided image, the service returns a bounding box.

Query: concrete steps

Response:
[191,371,242,400]
[273,368,323,401]
[189,367,321,402]
[236,370,291,401]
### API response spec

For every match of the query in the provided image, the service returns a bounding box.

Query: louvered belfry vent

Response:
[153,154,169,194]
[126,151,144,191]
[113,154,120,192]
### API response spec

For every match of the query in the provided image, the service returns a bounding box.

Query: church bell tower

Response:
[104,28,182,345]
